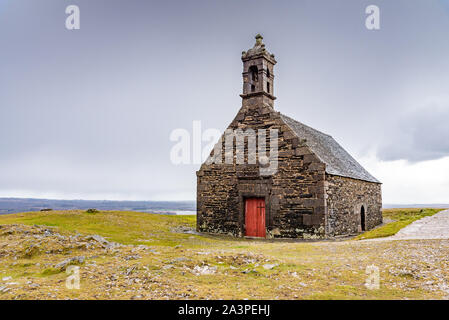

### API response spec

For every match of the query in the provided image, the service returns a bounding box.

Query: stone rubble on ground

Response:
[85,234,121,250]
[192,265,217,275]
[171,226,199,235]
[262,263,278,270]
[55,256,85,270]
[123,254,141,261]
[0,286,10,293]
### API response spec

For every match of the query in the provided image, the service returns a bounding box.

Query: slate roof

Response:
[280,114,381,183]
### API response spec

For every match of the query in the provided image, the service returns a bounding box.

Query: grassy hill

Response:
[0,209,448,300]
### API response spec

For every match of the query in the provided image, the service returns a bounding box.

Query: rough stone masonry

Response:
[196,35,382,239]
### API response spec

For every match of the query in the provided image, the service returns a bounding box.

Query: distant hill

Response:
[0,198,196,215]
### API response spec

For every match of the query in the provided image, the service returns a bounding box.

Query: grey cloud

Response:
[377,105,449,162]
[1,0,449,200]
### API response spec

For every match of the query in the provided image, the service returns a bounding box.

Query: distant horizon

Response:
[0,196,195,203]
[0,196,448,207]
[0,197,197,215]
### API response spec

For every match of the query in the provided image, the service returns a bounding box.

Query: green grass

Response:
[355,208,445,240]
[40,268,63,276]
[0,210,197,246]
[2,208,444,243]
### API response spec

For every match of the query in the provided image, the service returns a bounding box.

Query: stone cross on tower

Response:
[240,34,277,108]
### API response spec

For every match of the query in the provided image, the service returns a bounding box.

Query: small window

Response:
[251,84,255,92]
[266,68,271,78]
[267,82,270,93]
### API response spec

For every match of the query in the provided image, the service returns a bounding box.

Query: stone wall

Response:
[325,174,383,236]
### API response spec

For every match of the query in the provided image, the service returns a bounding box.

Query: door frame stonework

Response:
[237,178,272,238]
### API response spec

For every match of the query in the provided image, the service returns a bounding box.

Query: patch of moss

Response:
[40,268,63,276]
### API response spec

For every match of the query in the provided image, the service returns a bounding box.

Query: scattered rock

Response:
[173,257,189,263]
[85,234,109,245]
[85,234,121,250]
[124,254,141,261]
[125,266,136,276]
[263,263,279,270]
[55,256,85,270]
[289,271,299,278]
[192,265,217,275]
[0,286,10,293]
[242,269,257,274]
[171,226,199,235]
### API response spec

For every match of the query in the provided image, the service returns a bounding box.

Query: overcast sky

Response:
[1,0,449,203]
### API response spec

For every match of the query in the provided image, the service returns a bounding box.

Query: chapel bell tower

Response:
[240,34,277,107]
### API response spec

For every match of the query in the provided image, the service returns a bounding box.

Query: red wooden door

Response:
[245,198,266,237]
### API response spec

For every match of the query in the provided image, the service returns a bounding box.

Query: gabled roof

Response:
[280,114,381,183]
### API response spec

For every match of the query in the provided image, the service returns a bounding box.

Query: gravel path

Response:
[369,209,449,241]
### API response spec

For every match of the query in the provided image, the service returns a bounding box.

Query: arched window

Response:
[266,68,271,78]
[249,66,258,82]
